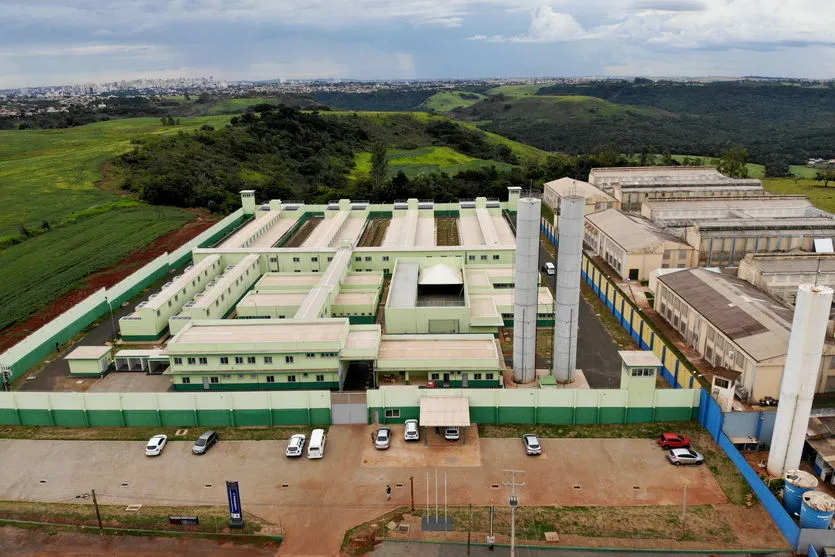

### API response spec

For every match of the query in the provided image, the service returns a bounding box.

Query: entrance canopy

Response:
[419,396,471,427]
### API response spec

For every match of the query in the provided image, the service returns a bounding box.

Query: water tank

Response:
[783,469,818,515]
[800,491,835,529]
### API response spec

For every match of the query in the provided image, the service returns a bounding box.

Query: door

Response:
[443,373,450,386]
[331,392,369,424]
[462,373,468,388]
[202,377,210,390]
[628,269,639,280]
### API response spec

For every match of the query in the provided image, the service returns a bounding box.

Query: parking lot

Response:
[0,424,727,555]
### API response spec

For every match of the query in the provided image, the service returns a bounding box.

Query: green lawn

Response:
[420,90,487,113]
[763,177,835,213]
[350,146,513,180]
[487,84,545,96]
[790,164,819,179]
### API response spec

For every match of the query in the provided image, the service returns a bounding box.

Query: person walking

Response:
[386,484,392,501]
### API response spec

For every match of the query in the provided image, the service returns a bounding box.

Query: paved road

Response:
[371,541,792,557]
[538,240,622,388]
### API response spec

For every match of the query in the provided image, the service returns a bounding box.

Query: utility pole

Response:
[503,469,526,557]
[91,489,103,536]
[409,475,415,512]
[467,503,472,555]
[680,481,688,538]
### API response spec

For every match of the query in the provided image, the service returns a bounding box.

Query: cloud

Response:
[631,0,706,11]
[0,44,165,59]
[469,5,588,43]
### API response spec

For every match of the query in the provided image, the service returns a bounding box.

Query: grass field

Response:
[0,204,191,330]
[420,90,486,112]
[763,177,835,213]
[790,164,819,178]
[350,146,513,180]
[486,84,545,96]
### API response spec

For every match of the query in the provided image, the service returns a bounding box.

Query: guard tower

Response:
[240,190,256,215]
[507,186,521,212]
[619,350,662,416]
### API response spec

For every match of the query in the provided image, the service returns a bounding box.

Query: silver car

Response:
[522,434,541,455]
[404,419,419,441]
[667,448,704,466]
[374,427,392,450]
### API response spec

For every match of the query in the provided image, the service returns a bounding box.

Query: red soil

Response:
[0,211,217,353]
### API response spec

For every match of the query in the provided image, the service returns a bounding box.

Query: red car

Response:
[658,433,691,450]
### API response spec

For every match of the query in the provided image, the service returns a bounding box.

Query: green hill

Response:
[351,146,513,181]
[420,91,487,113]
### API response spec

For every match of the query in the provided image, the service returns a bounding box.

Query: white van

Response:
[542,262,555,275]
[307,428,326,459]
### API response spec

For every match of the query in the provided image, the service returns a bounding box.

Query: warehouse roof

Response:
[544,177,616,201]
[376,335,503,370]
[589,166,762,189]
[585,209,690,252]
[170,319,349,346]
[65,345,112,360]
[741,253,835,275]
[658,268,802,362]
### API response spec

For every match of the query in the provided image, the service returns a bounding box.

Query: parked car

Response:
[374,427,392,450]
[145,434,168,457]
[542,262,555,275]
[192,430,218,455]
[522,434,541,455]
[286,433,306,457]
[444,426,460,441]
[404,419,420,441]
[667,448,704,466]
[658,432,691,450]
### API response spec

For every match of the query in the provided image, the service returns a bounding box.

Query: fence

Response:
[0,390,331,427]
[541,219,704,390]
[0,209,246,381]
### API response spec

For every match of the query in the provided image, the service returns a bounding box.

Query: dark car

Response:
[192,431,218,455]
[658,432,691,450]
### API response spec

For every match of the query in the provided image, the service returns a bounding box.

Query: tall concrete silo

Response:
[767,284,834,477]
[552,195,584,382]
[513,197,541,384]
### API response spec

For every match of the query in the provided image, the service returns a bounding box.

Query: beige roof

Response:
[589,166,762,188]
[586,209,690,252]
[618,350,662,368]
[544,177,616,201]
[342,327,382,358]
[419,396,471,427]
[237,292,309,307]
[376,335,502,370]
[65,345,112,359]
[343,273,383,286]
[170,320,348,346]
[469,296,501,319]
[334,292,378,306]
[419,263,463,285]
[257,274,323,288]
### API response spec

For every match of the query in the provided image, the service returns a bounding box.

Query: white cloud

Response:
[468,5,587,43]
[0,44,165,58]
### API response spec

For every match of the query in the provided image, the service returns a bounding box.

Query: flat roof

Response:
[334,292,378,306]
[416,216,436,247]
[544,177,616,201]
[658,268,802,362]
[248,216,298,248]
[619,350,662,368]
[65,345,112,360]
[376,335,502,370]
[589,166,762,188]
[643,195,812,212]
[238,292,309,307]
[343,273,383,286]
[256,274,322,288]
[742,253,835,274]
[144,254,221,310]
[343,327,381,355]
[171,320,348,346]
[586,209,689,252]
[420,396,471,427]
[220,211,281,248]
[388,262,419,308]
[469,296,501,319]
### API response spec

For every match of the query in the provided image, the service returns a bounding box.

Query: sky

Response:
[1,0,834,88]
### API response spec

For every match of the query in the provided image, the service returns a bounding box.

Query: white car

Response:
[404,419,420,441]
[285,434,306,457]
[444,427,460,441]
[374,427,392,450]
[145,434,168,456]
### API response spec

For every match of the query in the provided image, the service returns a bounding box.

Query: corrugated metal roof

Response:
[419,396,471,427]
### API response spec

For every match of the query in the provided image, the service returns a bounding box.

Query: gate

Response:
[331,392,368,424]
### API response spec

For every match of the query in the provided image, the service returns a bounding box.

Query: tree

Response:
[370,142,389,193]
[815,169,835,187]
[718,146,749,178]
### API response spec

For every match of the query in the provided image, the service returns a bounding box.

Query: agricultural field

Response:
[351,146,513,180]
[0,116,233,331]
[0,204,191,330]
[420,90,486,112]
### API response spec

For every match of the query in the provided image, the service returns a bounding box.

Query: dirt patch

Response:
[435,217,459,246]
[342,507,408,555]
[0,212,217,353]
[283,216,321,247]
[359,218,390,247]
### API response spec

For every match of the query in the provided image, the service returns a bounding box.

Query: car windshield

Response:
[195,438,206,446]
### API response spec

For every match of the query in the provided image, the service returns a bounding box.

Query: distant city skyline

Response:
[1,0,833,89]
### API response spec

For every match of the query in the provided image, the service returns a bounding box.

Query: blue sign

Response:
[226,481,244,527]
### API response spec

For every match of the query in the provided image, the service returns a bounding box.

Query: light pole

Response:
[104,296,116,340]
[503,469,526,557]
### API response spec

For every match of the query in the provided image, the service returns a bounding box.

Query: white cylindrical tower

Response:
[767,284,834,477]
[553,195,584,382]
[513,197,541,384]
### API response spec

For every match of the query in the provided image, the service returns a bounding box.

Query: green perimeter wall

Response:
[0,210,250,381]
[0,391,332,427]
[366,388,700,425]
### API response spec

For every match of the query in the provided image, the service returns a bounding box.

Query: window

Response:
[384,409,401,418]
[468,255,475,261]
[287,375,296,383]
[384,269,390,274]
[220,357,229,364]
[328,257,333,262]
[247,356,256,364]
[266,375,275,383]
[311,257,318,262]
[679,250,688,259]
[316,374,325,382]
[235,356,244,364]
[182,377,191,384]
[431,373,440,380]
[187,357,196,365]
[174,357,183,365]
[293,257,300,262]
[365,256,371,261]
[714,377,730,389]
[210,376,219,384]
[493,255,500,260]
[285,356,294,364]
[473,373,483,380]
[486,373,494,380]
[382,256,389,261]
[198,357,208,365]
[355,256,362,262]
[480,255,488,261]
[264,356,273,364]
[306,353,315,358]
